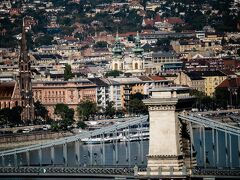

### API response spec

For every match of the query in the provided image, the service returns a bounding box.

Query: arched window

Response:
[114,63,118,70]
[135,63,138,69]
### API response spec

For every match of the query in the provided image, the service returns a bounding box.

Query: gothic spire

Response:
[20,18,28,62]
[18,17,34,122]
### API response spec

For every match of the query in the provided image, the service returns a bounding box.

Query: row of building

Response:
[2,68,238,119]
[0,75,171,119]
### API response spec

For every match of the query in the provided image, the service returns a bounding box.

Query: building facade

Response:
[32,79,96,118]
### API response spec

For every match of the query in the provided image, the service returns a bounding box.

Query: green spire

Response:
[112,31,123,56]
[132,31,143,55]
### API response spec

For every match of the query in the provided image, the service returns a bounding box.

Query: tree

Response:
[34,35,54,47]
[190,89,217,110]
[64,64,73,81]
[77,100,97,121]
[77,121,87,129]
[60,108,74,130]
[105,70,123,77]
[104,101,115,118]
[10,106,23,126]
[54,103,74,130]
[214,88,229,108]
[93,41,108,48]
[34,101,48,121]
[156,38,171,51]
[237,49,240,56]
[130,92,145,100]
[128,93,148,115]
[128,98,147,115]
[0,106,23,127]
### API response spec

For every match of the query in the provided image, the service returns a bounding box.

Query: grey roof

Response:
[89,78,109,87]
[185,72,204,80]
[152,51,177,58]
[150,86,190,92]
[188,71,227,77]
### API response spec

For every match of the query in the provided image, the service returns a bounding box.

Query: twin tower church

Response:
[110,32,145,75]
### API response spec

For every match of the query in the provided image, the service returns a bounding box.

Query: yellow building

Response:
[175,71,227,96]
[203,72,227,97]
[171,39,222,54]
[174,72,205,93]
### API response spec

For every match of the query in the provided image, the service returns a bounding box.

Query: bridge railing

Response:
[178,114,240,136]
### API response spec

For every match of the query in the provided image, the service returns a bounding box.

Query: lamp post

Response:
[234,89,238,108]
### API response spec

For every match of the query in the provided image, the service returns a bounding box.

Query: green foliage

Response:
[0,106,23,127]
[57,17,72,26]
[189,89,235,110]
[54,103,74,130]
[130,92,145,100]
[156,38,171,51]
[77,100,97,121]
[115,109,125,117]
[34,101,48,121]
[77,121,87,129]
[128,93,148,115]
[104,101,116,118]
[64,64,73,81]
[105,70,123,77]
[128,98,148,115]
[93,41,108,48]
[0,35,18,48]
[60,26,75,36]
[214,88,229,108]
[54,103,74,119]
[35,35,53,47]
[24,9,49,33]
[51,121,60,132]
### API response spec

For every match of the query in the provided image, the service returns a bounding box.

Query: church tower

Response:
[18,18,34,122]
[131,32,145,73]
[111,32,124,71]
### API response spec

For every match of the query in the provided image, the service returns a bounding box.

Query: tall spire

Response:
[132,31,143,55]
[112,30,123,56]
[18,17,34,123]
[20,18,28,62]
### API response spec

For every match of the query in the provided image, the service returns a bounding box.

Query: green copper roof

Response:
[132,32,143,54]
[113,32,124,55]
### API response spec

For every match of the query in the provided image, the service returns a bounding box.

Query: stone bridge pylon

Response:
[141,87,196,177]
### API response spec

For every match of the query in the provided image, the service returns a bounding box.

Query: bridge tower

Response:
[142,87,195,177]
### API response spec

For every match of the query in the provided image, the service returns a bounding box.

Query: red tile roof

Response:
[149,76,166,81]
[166,17,184,24]
[144,18,154,27]
[217,77,240,88]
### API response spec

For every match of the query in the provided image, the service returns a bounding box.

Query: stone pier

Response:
[140,87,195,177]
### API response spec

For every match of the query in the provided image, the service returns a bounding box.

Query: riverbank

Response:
[0,131,74,151]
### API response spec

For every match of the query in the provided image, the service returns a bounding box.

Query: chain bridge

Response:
[1,88,240,179]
